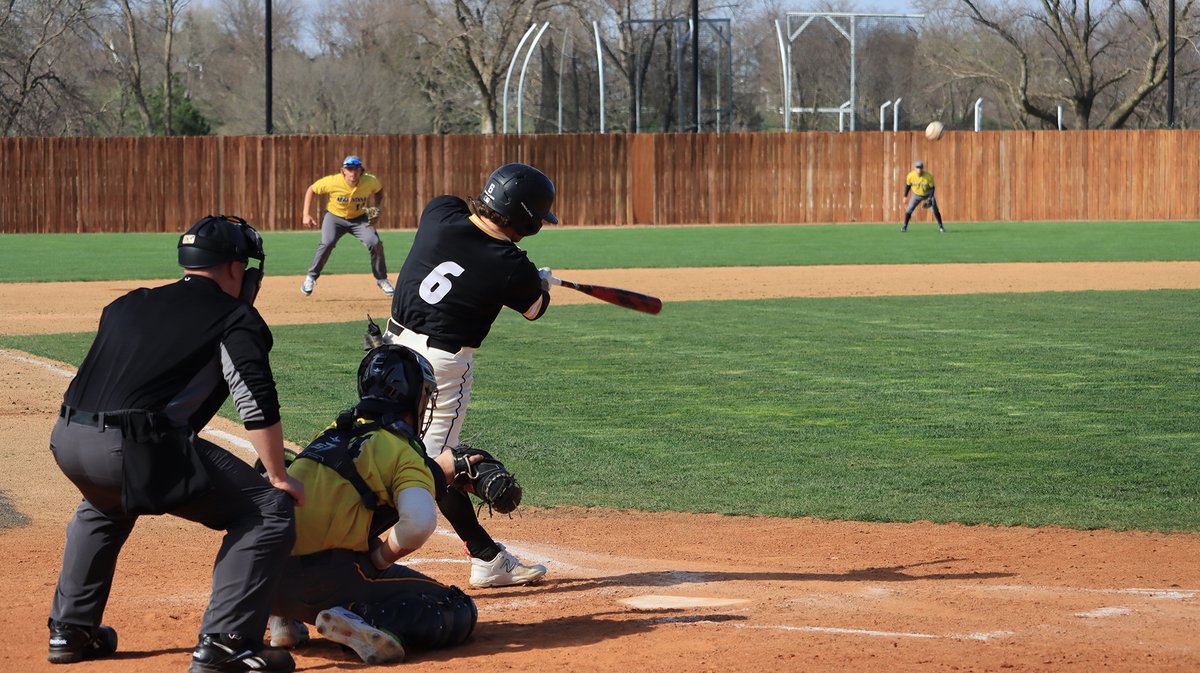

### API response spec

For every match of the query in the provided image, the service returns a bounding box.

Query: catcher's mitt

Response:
[922,199,933,210]
[450,445,522,514]
[366,205,382,223]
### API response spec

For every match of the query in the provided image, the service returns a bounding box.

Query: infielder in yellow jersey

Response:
[301,155,394,296]
[267,346,478,665]
[902,160,945,233]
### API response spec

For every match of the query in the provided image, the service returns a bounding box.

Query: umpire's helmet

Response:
[178,215,264,269]
[357,345,438,435]
[479,163,558,237]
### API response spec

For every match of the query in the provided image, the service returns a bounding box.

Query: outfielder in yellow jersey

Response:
[301,155,394,296]
[268,346,478,665]
[902,160,946,233]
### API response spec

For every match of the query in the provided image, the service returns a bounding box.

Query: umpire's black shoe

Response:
[47,619,118,664]
[188,633,295,673]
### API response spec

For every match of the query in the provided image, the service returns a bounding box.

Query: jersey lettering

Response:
[419,261,465,304]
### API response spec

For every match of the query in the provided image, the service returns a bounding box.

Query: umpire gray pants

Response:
[48,418,295,637]
[306,212,388,281]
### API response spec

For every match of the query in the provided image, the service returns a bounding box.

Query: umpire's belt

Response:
[387,318,461,354]
[60,405,169,440]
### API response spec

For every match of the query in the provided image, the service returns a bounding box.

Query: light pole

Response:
[265,0,272,134]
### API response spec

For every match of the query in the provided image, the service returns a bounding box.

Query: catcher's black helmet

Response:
[178,214,264,269]
[479,163,557,236]
[357,345,437,434]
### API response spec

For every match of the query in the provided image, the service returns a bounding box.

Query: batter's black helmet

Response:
[357,345,438,434]
[479,163,557,236]
[178,215,265,269]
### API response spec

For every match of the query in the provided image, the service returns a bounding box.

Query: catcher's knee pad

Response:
[350,586,477,650]
[388,487,437,551]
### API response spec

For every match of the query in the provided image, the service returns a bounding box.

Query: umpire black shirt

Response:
[390,195,549,350]
[63,275,281,432]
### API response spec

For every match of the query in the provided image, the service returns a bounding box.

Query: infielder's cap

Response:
[915,161,924,168]
[342,155,363,167]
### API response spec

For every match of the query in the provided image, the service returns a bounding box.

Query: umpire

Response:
[46,215,304,673]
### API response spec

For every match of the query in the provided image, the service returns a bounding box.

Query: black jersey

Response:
[63,275,280,432]
[390,195,549,349]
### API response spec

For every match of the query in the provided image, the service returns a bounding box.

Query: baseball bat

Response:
[549,276,663,315]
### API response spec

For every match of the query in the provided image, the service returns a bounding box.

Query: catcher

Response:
[265,343,523,664]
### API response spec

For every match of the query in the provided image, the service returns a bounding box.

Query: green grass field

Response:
[2,222,1197,531]
[1,220,1198,282]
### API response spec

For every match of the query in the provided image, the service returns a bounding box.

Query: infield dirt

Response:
[2,263,1198,672]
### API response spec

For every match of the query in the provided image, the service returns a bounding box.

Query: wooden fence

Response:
[2,130,1198,233]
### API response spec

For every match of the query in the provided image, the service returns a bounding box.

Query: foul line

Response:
[1,349,74,378]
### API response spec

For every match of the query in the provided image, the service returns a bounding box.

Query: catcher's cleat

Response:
[267,615,309,649]
[188,633,295,673]
[378,279,395,296]
[301,276,315,296]
[47,620,117,664]
[470,543,547,588]
[315,606,405,665]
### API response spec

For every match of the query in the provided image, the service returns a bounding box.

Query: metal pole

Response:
[893,97,901,132]
[839,101,851,132]
[265,0,272,134]
[1168,0,1176,128]
[774,20,789,132]
[692,0,700,131]
[880,101,891,131]
[634,39,641,133]
[503,24,539,134]
[558,30,569,133]
[974,97,983,132]
[517,22,550,134]
[593,21,605,133]
[849,17,856,130]
[1057,105,1063,130]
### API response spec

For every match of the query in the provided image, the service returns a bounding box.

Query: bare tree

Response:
[410,0,566,133]
[0,0,94,135]
[938,0,1197,128]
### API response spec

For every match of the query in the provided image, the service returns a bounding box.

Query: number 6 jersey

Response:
[390,195,550,351]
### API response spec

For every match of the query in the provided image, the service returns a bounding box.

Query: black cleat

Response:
[188,633,295,673]
[47,619,118,664]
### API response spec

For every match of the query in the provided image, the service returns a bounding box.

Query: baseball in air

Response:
[925,121,945,141]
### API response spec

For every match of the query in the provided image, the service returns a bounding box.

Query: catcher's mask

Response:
[357,345,437,435]
[479,163,557,237]
[178,214,265,303]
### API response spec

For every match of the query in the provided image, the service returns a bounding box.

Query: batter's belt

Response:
[386,318,463,354]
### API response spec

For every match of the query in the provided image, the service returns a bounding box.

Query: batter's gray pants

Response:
[48,418,295,638]
[307,212,388,281]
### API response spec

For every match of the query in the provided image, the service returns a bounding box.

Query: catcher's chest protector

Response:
[298,425,400,536]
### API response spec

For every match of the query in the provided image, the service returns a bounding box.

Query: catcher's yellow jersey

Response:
[288,423,435,556]
[311,172,382,219]
[905,170,935,196]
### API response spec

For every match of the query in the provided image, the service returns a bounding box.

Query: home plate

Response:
[622,595,748,609]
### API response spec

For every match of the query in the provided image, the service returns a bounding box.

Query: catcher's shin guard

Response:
[348,586,477,650]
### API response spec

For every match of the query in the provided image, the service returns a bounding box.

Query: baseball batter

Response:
[902,160,946,232]
[301,155,393,295]
[384,162,556,588]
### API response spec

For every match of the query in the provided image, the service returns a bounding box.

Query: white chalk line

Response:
[728,622,1014,642]
[1,349,74,378]
[969,585,1200,601]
